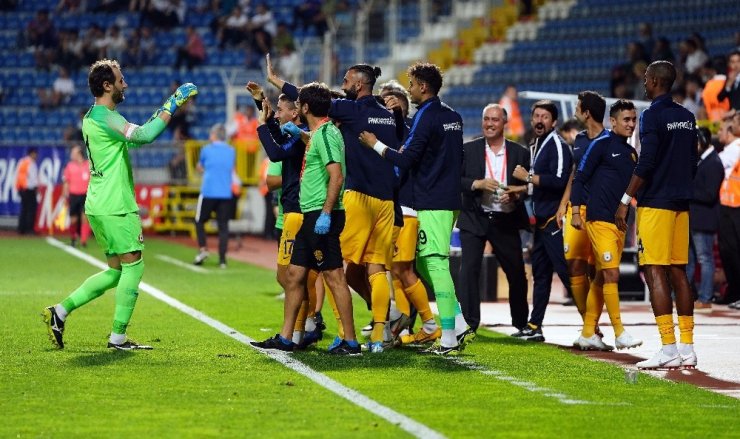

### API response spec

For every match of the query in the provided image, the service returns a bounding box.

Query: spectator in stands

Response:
[15,147,39,235]
[276,42,301,85]
[702,57,731,122]
[218,5,249,49]
[687,127,724,312]
[248,3,276,57]
[193,123,236,269]
[273,22,295,54]
[58,29,84,72]
[169,98,195,141]
[56,0,84,14]
[718,50,740,111]
[95,0,127,13]
[681,38,708,75]
[637,23,655,60]
[293,0,327,35]
[175,26,206,71]
[63,108,86,142]
[138,26,157,66]
[38,67,75,109]
[138,0,185,30]
[652,37,675,63]
[26,9,58,71]
[168,145,188,183]
[106,25,127,62]
[499,84,525,140]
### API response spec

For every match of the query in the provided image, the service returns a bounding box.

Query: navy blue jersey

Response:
[382,96,463,211]
[531,130,572,220]
[282,83,399,200]
[634,93,698,211]
[570,128,608,204]
[257,120,308,214]
[572,131,637,223]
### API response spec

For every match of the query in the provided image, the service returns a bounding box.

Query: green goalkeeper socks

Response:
[111,258,145,336]
[60,268,122,315]
[421,255,457,331]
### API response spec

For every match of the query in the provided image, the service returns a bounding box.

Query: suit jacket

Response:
[690,149,725,232]
[458,137,530,235]
[718,77,740,111]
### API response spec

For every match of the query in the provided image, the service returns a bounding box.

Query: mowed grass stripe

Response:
[45,237,445,439]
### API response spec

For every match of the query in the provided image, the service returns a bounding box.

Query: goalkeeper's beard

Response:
[112,88,125,104]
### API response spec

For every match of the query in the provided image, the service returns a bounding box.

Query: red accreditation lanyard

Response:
[484,146,506,185]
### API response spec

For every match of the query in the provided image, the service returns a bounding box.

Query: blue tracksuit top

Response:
[572,130,638,223]
[382,96,463,211]
[570,128,609,205]
[256,119,307,215]
[531,130,572,220]
[282,82,399,201]
[199,141,235,199]
[634,93,698,211]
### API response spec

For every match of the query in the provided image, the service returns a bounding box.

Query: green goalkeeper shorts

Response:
[88,213,145,257]
[416,210,458,258]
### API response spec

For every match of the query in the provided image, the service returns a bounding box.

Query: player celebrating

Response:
[571,99,643,351]
[43,59,197,350]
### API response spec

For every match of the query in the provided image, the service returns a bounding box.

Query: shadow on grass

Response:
[68,350,133,367]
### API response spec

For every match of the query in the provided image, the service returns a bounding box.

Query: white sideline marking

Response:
[46,238,445,439]
[155,254,210,274]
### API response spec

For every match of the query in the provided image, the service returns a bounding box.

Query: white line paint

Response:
[46,238,445,439]
[155,254,210,274]
[448,357,611,406]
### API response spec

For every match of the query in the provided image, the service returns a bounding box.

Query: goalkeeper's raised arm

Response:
[87,59,198,146]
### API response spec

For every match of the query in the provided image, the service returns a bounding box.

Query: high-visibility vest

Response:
[720,159,740,208]
[15,157,32,190]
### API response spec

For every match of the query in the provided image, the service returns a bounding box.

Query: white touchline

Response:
[45,238,445,439]
[154,254,210,274]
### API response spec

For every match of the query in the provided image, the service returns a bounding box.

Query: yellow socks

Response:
[393,278,411,316]
[602,282,624,337]
[369,272,390,342]
[678,315,694,344]
[581,281,603,338]
[656,314,676,345]
[404,279,433,322]
[570,274,589,318]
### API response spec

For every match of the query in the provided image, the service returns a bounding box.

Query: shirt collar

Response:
[700,146,715,161]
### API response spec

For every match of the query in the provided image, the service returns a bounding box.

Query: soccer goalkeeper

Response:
[42,59,197,350]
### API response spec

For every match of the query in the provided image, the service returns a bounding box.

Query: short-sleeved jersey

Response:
[300,122,345,213]
[267,159,284,229]
[82,105,143,215]
[199,141,235,199]
[63,160,90,196]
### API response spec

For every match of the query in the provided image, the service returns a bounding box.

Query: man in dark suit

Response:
[688,128,725,312]
[458,103,530,332]
[718,50,740,111]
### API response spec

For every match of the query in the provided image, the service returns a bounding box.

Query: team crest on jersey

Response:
[564,244,570,253]
[637,239,644,254]
[314,250,324,263]
[138,234,144,243]
[603,251,612,262]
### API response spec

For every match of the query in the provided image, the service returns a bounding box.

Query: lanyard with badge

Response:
[528,130,556,195]
[485,145,507,201]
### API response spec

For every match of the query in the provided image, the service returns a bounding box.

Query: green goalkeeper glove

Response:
[161,82,198,115]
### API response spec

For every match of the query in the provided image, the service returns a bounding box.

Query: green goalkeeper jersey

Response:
[300,122,345,213]
[82,104,167,216]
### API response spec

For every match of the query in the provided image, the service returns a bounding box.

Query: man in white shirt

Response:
[718,113,740,178]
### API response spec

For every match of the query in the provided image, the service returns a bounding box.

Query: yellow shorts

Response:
[636,207,689,266]
[393,216,419,263]
[277,212,303,266]
[563,204,594,264]
[585,221,625,270]
[340,190,395,268]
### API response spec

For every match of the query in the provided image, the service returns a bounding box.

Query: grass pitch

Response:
[1,236,738,438]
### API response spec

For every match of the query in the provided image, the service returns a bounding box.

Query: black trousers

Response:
[529,219,571,327]
[195,196,231,264]
[718,206,740,302]
[17,188,37,234]
[458,212,529,331]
